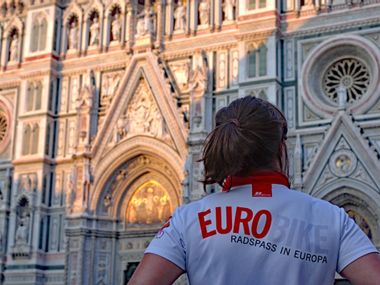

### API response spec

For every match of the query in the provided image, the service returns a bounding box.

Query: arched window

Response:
[39,18,48,50]
[26,82,35,112]
[26,80,43,112]
[31,124,39,154]
[30,16,48,52]
[35,81,42,110]
[22,125,31,155]
[31,22,39,52]
[45,123,51,156]
[247,43,267,78]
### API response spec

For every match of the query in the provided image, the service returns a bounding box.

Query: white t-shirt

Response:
[146,182,378,285]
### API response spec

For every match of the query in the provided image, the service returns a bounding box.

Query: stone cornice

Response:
[161,43,238,60]
[282,13,380,38]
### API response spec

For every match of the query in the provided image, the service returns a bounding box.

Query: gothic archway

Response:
[321,186,380,245]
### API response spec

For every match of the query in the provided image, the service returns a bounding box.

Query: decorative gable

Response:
[303,113,380,197]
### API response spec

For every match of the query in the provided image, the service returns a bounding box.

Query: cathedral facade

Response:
[0,0,379,284]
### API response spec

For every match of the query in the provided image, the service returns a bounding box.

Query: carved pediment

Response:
[304,114,380,195]
[111,78,174,147]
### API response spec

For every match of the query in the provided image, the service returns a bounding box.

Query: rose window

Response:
[323,58,370,104]
[0,111,8,144]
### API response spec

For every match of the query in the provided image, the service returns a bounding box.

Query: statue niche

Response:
[126,181,172,226]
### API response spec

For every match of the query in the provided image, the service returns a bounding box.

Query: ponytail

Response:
[201,96,288,187]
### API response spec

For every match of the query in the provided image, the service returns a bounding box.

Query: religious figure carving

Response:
[111,13,122,42]
[100,71,122,112]
[15,200,30,245]
[170,61,190,90]
[68,21,79,50]
[15,217,29,244]
[127,184,171,225]
[125,85,164,138]
[189,52,208,93]
[78,70,96,110]
[174,1,186,31]
[9,34,19,62]
[103,193,112,209]
[116,116,127,141]
[223,0,236,22]
[67,167,76,208]
[199,0,209,25]
[136,7,154,37]
[89,15,100,46]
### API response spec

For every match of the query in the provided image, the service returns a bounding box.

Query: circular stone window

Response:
[302,35,380,117]
[322,58,371,104]
[0,111,8,144]
[0,101,11,154]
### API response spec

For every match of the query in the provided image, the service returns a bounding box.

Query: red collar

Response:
[222,172,290,196]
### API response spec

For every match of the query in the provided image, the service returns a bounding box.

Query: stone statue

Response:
[103,193,112,209]
[9,34,19,62]
[68,21,79,50]
[174,1,186,31]
[15,216,29,245]
[126,87,164,138]
[189,52,208,93]
[223,0,235,21]
[67,167,76,208]
[199,0,209,25]
[111,13,122,42]
[136,14,146,36]
[136,7,154,37]
[90,16,100,46]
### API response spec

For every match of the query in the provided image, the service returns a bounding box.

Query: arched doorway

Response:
[90,152,182,284]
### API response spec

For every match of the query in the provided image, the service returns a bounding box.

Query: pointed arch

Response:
[31,124,39,154]
[31,22,39,52]
[26,82,34,112]
[39,18,48,50]
[34,81,42,110]
[22,124,31,155]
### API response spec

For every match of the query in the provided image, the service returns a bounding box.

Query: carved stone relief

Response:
[284,39,294,81]
[57,120,65,157]
[96,253,109,284]
[284,87,295,129]
[169,60,191,92]
[230,49,239,85]
[217,52,227,89]
[329,149,357,177]
[318,166,337,189]
[67,119,76,154]
[303,104,321,122]
[365,32,380,48]
[17,173,37,193]
[301,41,320,63]
[352,162,377,189]
[245,88,268,100]
[100,70,123,114]
[60,77,69,113]
[70,77,80,111]
[303,143,319,171]
[115,81,168,142]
